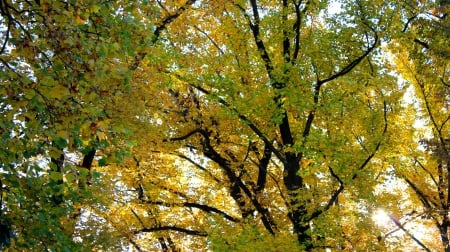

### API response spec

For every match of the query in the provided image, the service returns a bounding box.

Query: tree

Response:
[386,0,450,251]
[90,0,404,250]
[1,0,433,251]
[0,0,194,250]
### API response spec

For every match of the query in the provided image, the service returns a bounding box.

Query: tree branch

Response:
[82,148,96,169]
[282,0,290,63]
[326,166,345,207]
[168,125,277,233]
[318,26,378,85]
[236,1,278,87]
[193,25,225,55]
[134,226,207,237]
[404,177,437,210]
[308,166,344,221]
[197,127,278,233]
[352,97,388,179]
[173,152,221,183]
[388,214,431,252]
[291,0,306,62]
[129,0,197,70]
[256,142,272,192]
[168,128,205,142]
[189,84,285,163]
[413,38,430,49]
[414,158,439,188]
[131,208,146,227]
[402,14,418,32]
[146,201,239,222]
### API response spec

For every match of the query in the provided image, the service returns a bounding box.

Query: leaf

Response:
[47,85,69,99]
[23,89,35,99]
[91,4,101,13]
[54,137,68,149]
[98,158,107,167]
[64,173,76,183]
[50,171,63,182]
[79,168,89,177]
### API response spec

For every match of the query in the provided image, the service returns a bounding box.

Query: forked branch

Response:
[129,0,197,70]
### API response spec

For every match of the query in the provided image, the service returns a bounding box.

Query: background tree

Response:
[386,0,450,251]
[0,0,193,250]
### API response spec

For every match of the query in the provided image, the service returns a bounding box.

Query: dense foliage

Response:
[0,0,448,251]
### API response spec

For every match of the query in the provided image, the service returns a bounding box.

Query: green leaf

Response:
[23,89,35,99]
[98,158,107,167]
[78,168,89,177]
[92,171,102,179]
[64,173,76,183]
[49,147,63,159]
[73,136,83,148]
[91,4,101,13]
[54,137,68,149]
[49,171,63,181]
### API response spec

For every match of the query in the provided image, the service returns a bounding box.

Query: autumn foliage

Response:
[0,0,448,251]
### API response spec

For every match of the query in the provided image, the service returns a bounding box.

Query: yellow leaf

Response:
[75,15,86,24]
[91,4,101,13]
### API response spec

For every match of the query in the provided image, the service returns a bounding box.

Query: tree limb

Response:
[146,201,239,222]
[168,126,277,233]
[193,25,225,55]
[308,166,344,221]
[134,226,207,237]
[129,0,197,70]
[404,177,436,210]
[413,38,430,49]
[292,0,308,62]
[352,97,388,179]
[388,214,431,252]
[414,158,439,188]
[256,143,272,192]
[235,1,277,86]
[317,25,378,85]
[173,152,221,183]
[189,84,285,163]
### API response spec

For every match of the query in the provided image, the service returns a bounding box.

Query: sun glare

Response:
[372,209,391,226]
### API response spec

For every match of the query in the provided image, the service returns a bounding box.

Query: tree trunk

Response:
[283,156,313,248]
[440,218,450,252]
